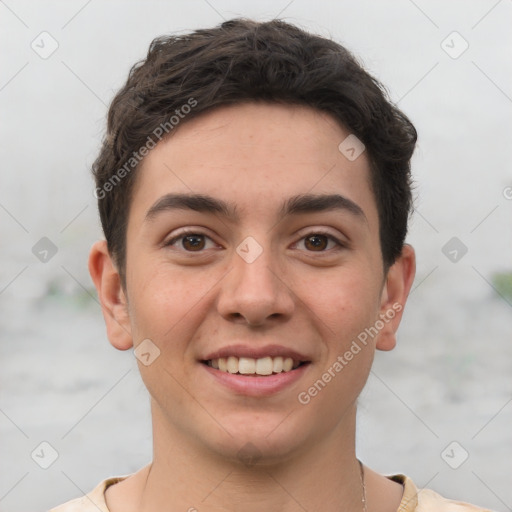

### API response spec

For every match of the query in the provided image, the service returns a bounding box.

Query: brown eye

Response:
[181,234,206,251]
[295,232,345,253]
[304,234,329,251]
[165,231,216,252]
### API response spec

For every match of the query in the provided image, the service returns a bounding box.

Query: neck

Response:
[134,403,365,512]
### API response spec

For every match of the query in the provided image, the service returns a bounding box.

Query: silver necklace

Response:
[358,459,367,512]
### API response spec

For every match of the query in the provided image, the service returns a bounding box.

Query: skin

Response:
[89,102,416,512]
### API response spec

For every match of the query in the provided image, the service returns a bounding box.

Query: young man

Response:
[51,18,491,512]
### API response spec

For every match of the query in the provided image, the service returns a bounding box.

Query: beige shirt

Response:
[49,474,493,512]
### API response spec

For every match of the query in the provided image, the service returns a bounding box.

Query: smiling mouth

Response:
[202,356,310,376]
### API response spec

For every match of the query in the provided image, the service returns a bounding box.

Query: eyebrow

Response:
[144,192,367,224]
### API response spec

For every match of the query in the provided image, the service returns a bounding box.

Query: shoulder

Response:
[387,474,494,512]
[48,476,128,512]
[416,487,495,512]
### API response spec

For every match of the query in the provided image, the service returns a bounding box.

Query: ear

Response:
[88,240,133,351]
[375,244,416,351]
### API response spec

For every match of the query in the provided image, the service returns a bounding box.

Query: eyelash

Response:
[164,229,346,253]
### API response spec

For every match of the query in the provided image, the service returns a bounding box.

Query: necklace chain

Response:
[358,459,367,512]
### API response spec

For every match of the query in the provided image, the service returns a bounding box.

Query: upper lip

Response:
[202,344,310,362]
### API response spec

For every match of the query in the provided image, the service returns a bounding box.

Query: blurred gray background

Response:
[1,1,511,511]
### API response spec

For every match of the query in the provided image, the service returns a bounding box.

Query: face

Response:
[95,102,413,464]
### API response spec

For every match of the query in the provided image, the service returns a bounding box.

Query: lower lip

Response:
[201,363,310,397]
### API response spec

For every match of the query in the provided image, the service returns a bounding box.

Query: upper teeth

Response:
[207,356,299,375]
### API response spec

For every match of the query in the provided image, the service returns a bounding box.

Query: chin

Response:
[204,412,313,467]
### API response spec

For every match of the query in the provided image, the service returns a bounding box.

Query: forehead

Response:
[130,102,378,228]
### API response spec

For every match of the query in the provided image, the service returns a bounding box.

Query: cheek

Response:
[127,262,215,349]
[298,273,379,416]
[304,267,381,341]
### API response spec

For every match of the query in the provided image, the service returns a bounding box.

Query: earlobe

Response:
[88,240,133,351]
[376,244,416,351]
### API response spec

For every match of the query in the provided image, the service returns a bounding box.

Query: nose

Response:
[216,242,295,326]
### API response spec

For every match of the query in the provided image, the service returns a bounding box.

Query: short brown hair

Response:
[92,18,417,283]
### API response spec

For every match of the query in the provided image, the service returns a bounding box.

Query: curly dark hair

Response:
[92,18,417,284]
